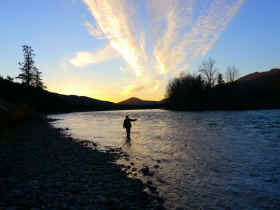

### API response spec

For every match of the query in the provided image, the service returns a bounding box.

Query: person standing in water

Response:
[123,115,137,139]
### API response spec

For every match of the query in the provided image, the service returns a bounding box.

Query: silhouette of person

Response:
[123,115,137,139]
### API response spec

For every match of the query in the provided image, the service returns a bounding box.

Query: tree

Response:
[166,74,205,109]
[17,45,36,86]
[32,67,46,89]
[226,65,239,83]
[217,73,225,85]
[199,57,218,88]
[16,45,46,89]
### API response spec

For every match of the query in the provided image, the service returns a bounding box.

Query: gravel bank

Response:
[0,121,164,209]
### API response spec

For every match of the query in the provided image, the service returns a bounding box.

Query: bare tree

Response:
[199,57,218,88]
[226,65,239,83]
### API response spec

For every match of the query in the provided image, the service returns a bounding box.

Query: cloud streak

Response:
[70,44,117,67]
[151,0,244,74]
[74,0,244,98]
[82,0,147,76]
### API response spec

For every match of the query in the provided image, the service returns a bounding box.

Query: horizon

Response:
[1,1,280,103]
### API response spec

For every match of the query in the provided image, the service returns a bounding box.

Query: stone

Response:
[153,165,160,169]
[140,167,154,176]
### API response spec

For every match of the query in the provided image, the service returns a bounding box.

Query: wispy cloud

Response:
[82,0,147,76]
[70,44,117,67]
[75,0,244,98]
[83,20,104,39]
[151,0,244,74]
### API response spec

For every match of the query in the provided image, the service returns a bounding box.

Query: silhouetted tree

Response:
[32,67,46,89]
[16,45,46,89]
[199,57,218,88]
[17,45,36,86]
[217,73,225,85]
[165,62,280,110]
[166,74,205,109]
[226,65,239,83]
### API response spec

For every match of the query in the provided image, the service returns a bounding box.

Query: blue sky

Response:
[0,0,279,102]
[207,0,280,72]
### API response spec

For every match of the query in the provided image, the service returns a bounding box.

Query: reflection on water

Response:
[50,109,280,209]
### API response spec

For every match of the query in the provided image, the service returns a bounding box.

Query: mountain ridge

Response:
[0,78,115,113]
[238,68,280,83]
[1,68,280,113]
[117,97,162,105]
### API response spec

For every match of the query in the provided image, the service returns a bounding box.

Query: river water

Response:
[50,109,280,209]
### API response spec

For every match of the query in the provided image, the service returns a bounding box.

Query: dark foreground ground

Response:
[0,121,164,209]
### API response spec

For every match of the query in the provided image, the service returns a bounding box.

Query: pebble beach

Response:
[0,120,164,209]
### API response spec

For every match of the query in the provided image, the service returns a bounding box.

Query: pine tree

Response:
[16,45,46,89]
[17,45,35,86]
[32,67,46,89]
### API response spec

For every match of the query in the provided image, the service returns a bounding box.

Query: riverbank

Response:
[0,120,164,209]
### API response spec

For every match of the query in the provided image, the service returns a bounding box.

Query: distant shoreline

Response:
[165,104,280,112]
[1,67,280,114]
[49,104,280,115]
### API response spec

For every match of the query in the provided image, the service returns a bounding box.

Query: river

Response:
[50,109,280,209]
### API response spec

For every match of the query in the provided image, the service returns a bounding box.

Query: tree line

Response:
[1,45,46,89]
[166,57,240,110]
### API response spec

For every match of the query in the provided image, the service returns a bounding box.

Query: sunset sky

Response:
[1,0,280,102]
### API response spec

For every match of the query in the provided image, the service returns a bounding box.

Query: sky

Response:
[1,0,280,102]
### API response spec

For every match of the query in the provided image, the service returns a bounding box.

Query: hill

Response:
[208,68,280,109]
[0,79,165,114]
[238,68,280,83]
[237,68,280,94]
[166,68,280,110]
[214,68,280,109]
[117,97,165,109]
[118,97,161,106]
[0,78,115,114]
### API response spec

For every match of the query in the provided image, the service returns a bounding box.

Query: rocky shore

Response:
[0,121,164,209]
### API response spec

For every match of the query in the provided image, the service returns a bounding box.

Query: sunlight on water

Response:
[50,109,280,209]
